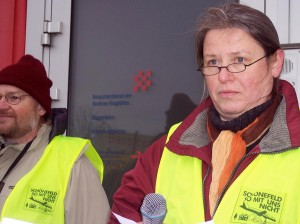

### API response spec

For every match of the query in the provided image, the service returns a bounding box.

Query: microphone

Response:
[140,193,167,224]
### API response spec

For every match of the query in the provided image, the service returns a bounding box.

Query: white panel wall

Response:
[25,0,72,109]
[25,1,45,58]
[290,0,300,43]
[241,0,300,44]
[239,0,265,12]
[280,49,300,101]
[266,1,289,44]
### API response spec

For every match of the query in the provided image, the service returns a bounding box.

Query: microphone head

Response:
[140,193,167,224]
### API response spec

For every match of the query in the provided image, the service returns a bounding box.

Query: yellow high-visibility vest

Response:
[0,135,104,224]
[156,124,300,223]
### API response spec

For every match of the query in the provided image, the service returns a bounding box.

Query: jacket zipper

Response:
[202,165,210,215]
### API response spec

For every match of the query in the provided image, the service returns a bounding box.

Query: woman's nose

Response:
[218,67,234,83]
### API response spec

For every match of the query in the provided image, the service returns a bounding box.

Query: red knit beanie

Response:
[0,55,53,115]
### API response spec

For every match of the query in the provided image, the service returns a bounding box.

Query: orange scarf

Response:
[207,97,280,215]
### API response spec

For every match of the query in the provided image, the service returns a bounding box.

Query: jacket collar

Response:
[166,80,300,159]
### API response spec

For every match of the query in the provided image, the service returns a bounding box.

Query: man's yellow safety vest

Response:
[0,135,104,224]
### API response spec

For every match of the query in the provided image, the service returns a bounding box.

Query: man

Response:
[0,55,110,224]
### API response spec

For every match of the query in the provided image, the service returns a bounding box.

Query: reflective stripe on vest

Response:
[156,123,300,223]
[0,135,104,224]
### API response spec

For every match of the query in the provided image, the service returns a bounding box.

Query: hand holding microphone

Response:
[140,193,167,224]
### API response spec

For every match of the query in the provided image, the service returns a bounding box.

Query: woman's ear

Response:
[271,49,284,78]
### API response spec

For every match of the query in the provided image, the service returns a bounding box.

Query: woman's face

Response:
[203,28,281,121]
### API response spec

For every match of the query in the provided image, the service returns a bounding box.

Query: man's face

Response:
[0,84,46,143]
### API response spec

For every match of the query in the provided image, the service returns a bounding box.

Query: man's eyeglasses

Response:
[0,93,30,105]
[198,55,267,76]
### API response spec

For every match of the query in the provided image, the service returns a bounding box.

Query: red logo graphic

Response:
[133,70,152,92]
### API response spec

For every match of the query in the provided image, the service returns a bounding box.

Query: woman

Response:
[110,2,300,223]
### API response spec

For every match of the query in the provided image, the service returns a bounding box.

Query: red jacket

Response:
[109,80,300,223]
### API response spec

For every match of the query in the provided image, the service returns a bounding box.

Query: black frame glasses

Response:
[198,55,267,76]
